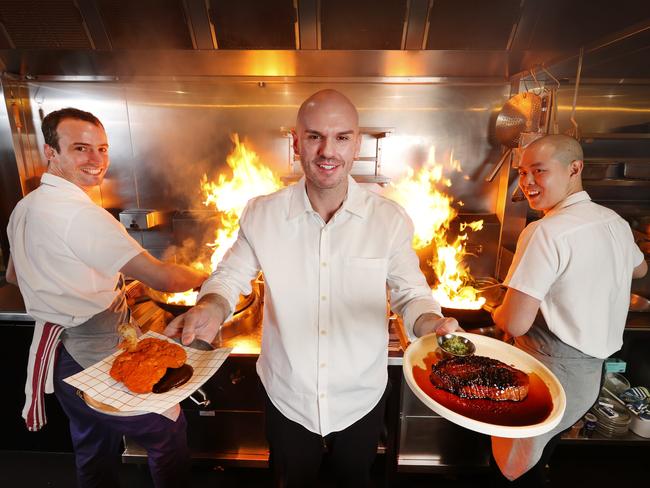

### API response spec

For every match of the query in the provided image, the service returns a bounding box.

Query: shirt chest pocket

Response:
[342,257,389,308]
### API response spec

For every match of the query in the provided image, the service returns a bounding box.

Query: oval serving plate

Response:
[81,391,148,417]
[403,332,566,438]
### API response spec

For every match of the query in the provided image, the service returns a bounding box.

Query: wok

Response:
[441,306,493,329]
[440,277,506,329]
[145,287,194,316]
[144,285,256,317]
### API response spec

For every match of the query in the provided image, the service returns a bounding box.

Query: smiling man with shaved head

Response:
[167,89,458,486]
[491,134,647,486]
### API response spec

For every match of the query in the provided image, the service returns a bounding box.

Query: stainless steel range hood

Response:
[0,0,648,80]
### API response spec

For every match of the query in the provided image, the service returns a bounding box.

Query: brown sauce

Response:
[153,364,194,394]
[413,352,553,426]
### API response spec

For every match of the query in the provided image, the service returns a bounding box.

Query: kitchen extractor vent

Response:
[96,0,192,49]
[321,0,407,50]
[0,0,90,49]
[426,0,520,50]
[525,0,650,50]
[210,0,296,49]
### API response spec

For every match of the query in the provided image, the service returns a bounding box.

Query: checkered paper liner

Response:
[63,331,232,415]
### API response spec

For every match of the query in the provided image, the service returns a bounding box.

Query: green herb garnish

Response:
[442,336,469,355]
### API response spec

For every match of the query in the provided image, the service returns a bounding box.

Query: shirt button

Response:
[321,262,327,267]
[320,393,325,399]
[321,295,327,301]
[320,330,327,336]
[320,362,327,368]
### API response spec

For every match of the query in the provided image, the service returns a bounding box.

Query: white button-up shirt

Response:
[505,191,644,358]
[7,173,143,327]
[200,176,440,435]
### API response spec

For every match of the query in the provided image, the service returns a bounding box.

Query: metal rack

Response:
[280,127,393,186]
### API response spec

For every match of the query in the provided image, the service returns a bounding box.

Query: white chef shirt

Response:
[504,191,644,358]
[200,176,440,435]
[7,173,144,327]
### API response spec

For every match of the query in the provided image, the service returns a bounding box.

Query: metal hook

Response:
[529,69,542,93]
[569,47,584,140]
[539,65,561,89]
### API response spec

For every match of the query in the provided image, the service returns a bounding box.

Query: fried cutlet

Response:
[110,338,187,394]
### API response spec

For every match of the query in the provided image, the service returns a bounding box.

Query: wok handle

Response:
[486,149,512,182]
[188,388,211,408]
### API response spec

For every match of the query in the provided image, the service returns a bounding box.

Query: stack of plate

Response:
[590,397,631,437]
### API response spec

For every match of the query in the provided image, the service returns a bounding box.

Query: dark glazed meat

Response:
[430,355,529,401]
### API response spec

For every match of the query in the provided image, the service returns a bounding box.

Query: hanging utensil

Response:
[539,65,561,135]
[567,47,584,140]
[486,90,542,182]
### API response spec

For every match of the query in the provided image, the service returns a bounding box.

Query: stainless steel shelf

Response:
[560,430,650,445]
[585,157,650,164]
[280,174,391,185]
[122,443,270,467]
[281,127,393,186]
[582,133,650,140]
[280,126,394,138]
[584,178,650,188]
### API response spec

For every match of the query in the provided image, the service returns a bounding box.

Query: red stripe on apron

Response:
[26,322,64,431]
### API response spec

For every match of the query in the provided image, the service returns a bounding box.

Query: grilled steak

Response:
[430,355,529,402]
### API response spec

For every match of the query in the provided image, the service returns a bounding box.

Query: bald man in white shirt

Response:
[165,89,459,486]
[491,135,647,486]
[7,107,208,488]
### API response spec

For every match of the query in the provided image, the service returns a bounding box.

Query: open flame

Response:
[166,135,282,305]
[386,147,485,309]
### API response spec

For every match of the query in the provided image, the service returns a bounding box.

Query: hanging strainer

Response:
[486,91,543,182]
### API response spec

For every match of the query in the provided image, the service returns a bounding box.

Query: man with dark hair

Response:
[165,89,459,487]
[491,134,647,486]
[40,107,104,152]
[6,107,208,488]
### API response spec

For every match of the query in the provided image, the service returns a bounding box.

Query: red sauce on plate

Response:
[413,352,554,426]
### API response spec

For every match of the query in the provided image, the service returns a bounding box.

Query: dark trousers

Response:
[264,386,388,488]
[53,346,190,488]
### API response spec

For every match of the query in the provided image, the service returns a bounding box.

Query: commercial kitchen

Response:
[0,1,649,486]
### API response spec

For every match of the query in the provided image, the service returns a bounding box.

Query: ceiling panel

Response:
[426,0,521,50]
[210,0,296,49]
[0,0,90,49]
[96,0,192,49]
[321,0,407,50]
[527,0,650,50]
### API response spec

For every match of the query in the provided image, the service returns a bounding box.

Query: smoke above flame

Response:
[166,135,282,305]
[386,146,485,310]
[201,134,283,270]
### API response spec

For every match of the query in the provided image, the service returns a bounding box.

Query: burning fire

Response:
[386,147,485,309]
[167,135,282,305]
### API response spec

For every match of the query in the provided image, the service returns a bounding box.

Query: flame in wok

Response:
[386,146,485,309]
[166,135,282,305]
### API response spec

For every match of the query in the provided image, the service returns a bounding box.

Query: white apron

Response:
[492,316,603,480]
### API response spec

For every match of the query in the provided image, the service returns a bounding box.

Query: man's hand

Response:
[414,313,462,338]
[163,293,230,345]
